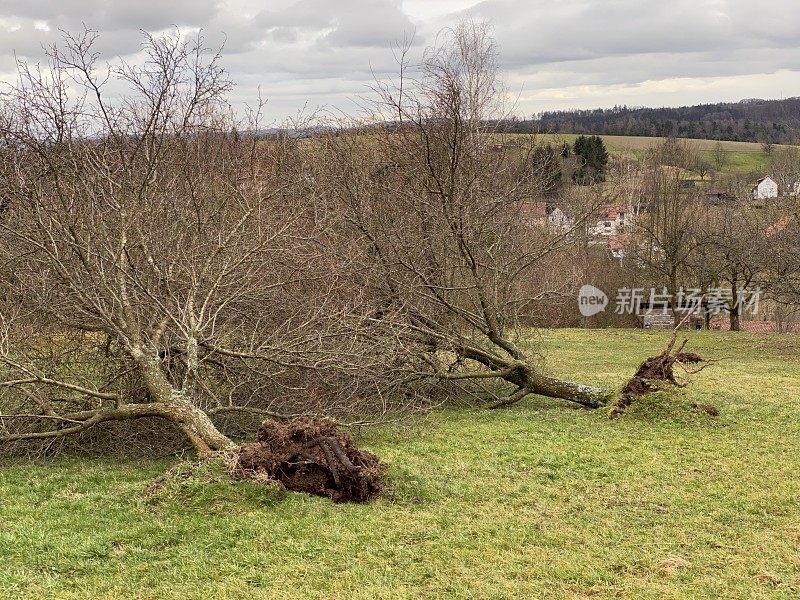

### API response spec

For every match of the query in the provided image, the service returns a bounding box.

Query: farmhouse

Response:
[519,200,547,226]
[547,205,574,231]
[589,205,631,236]
[752,176,778,200]
[609,236,626,259]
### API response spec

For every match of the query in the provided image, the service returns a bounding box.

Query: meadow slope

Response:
[502,133,785,174]
[1,329,799,599]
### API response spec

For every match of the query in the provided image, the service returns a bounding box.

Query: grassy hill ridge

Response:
[499,132,789,175]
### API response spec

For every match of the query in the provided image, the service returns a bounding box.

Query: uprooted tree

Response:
[309,22,609,409]
[612,321,719,418]
[0,23,612,474]
[0,29,408,460]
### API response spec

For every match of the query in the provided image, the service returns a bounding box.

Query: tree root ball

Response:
[235,418,386,503]
[610,333,716,419]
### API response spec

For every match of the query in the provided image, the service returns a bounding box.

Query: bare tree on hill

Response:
[309,22,608,409]
[0,30,399,455]
[628,146,703,319]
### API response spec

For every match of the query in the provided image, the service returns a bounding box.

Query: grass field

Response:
[503,133,780,175]
[2,329,800,599]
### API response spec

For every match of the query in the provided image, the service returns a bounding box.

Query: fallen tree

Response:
[312,22,609,409]
[0,30,397,457]
[0,24,610,464]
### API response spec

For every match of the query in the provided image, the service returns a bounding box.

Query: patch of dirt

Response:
[235,418,386,503]
[691,402,720,417]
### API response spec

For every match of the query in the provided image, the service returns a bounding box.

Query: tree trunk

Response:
[669,269,679,323]
[134,350,236,455]
[165,400,238,455]
[525,371,609,407]
[729,273,741,331]
[490,363,609,409]
[729,309,740,332]
[456,345,609,409]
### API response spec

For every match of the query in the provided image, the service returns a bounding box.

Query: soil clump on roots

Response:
[612,327,718,418]
[235,417,386,503]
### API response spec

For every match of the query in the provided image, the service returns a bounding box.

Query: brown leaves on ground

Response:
[657,554,691,575]
[235,417,386,503]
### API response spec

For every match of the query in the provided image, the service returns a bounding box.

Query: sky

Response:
[1,0,799,124]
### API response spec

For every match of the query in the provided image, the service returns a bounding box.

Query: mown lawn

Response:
[2,329,799,599]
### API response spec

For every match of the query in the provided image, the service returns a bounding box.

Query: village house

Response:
[547,205,574,231]
[519,201,577,233]
[518,200,547,226]
[520,201,632,259]
[589,205,632,237]
[609,236,626,259]
[752,176,778,200]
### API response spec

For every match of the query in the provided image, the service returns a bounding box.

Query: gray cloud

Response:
[255,0,419,49]
[0,0,798,121]
[0,0,218,57]
[465,0,800,67]
[0,0,217,30]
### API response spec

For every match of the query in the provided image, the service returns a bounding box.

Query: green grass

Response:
[502,133,783,175]
[2,329,800,598]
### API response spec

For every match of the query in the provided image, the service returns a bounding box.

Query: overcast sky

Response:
[2,0,799,123]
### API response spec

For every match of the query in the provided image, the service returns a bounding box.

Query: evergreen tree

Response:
[532,144,563,195]
[572,135,608,184]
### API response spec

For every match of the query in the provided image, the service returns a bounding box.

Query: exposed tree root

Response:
[235,418,386,503]
[611,322,722,418]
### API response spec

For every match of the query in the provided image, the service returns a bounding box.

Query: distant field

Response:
[2,329,800,599]
[500,133,788,175]
[530,133,770,153]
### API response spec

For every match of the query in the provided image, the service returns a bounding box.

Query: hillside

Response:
[500,133,779,175]
[2,329,799,598]
[504,98,800,145]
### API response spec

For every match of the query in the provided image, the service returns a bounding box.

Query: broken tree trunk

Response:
[453,342,609,409]
[524,370,609,408]
[488,363,609,409]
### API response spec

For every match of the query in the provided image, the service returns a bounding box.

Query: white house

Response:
[752,176,778,200]
[519,202,575,232]
[589,205,632,236]
[792,181,800,197]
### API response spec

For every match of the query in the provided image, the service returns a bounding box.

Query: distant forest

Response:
[501,98,800,144]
